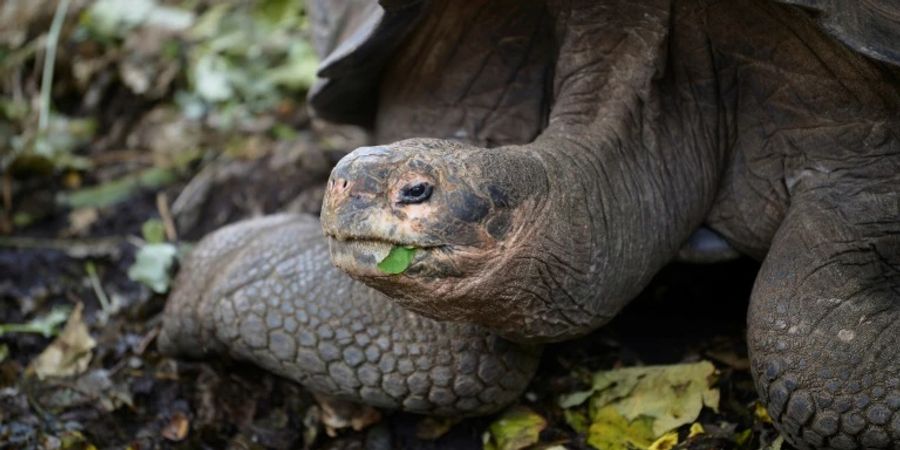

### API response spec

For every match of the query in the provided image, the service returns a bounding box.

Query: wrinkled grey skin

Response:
[162,0,900,448]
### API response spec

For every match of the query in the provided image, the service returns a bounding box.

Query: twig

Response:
[135,326,160,356]
[0,35,46,73]
[2,172,11,211]
[156,192,178,241]
[0,235,124,259]
[39,0,72,131]
[89,149,155,166]
[85,261,112,313]
[0,171,10,234]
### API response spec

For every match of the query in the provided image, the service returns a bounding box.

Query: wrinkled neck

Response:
[374,0,554,147]
[479,0,725,342]
[543,0,670,132]
[345,0,728,344]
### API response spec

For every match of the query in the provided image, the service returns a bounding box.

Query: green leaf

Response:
[271,123,298,141]
[266,41,318,90]
[189,3,230,39]
[483,406,547,450]
[734,428,752,447]
[181,0,312,126]
[141,219,167,244]
[0,306,71,338]
[83,0,194,38]
[377,246,416,275]
[563,408,590,434]
[12,212,34,228]
[192,52,234,102]
[254,0,300,27]
[58,167,177,209]
[7,115,96,173]
[128,242,178,293]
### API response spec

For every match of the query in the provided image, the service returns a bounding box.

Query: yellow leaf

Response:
[754,401,773,424]
[587,361,719,436]
[60,430,97,450]
[586,406,656,450]
[648,431,679,450]
[688,422,705,438]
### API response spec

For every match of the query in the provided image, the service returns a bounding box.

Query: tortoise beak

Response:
[321,146,392,240]
[327,238,395,277]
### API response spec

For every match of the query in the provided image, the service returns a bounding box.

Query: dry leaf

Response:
[66,207,99,237]
[561,361,719,438]
[314,393,381,437]
[416,416,461,440]
[161,411,190,441]
[29,303,96,379]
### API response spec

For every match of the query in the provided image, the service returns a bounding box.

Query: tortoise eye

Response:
[398,182,433,204]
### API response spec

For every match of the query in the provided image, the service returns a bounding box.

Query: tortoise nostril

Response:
[398,182,433,204]
[329,178,351,196]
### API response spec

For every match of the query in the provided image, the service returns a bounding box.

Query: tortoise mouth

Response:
[326,236,442,278]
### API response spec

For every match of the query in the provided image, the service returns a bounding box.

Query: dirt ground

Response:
[0,1,789,449]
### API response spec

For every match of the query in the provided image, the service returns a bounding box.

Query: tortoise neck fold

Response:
[479,0,728,339]
[375,0,554,147]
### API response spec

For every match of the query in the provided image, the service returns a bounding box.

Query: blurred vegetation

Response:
[0,2,336,447]
[0,0,317,232]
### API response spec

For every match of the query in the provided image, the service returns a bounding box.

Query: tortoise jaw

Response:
[328,237,393,277]
[326,235,440,278]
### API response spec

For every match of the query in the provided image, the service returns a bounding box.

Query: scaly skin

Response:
[158,214,540,416]
[748,180,900,449]
[162,0,899,447]
[319,0,899,448]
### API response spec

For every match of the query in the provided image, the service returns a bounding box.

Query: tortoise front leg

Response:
[159,214,540,416]
[748,182,899,449]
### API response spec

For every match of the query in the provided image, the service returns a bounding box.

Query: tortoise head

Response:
[320,138,552,336]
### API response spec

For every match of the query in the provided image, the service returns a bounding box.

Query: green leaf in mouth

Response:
[377,246,417,274]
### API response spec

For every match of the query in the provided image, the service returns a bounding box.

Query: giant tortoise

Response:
[160,0,900,448]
